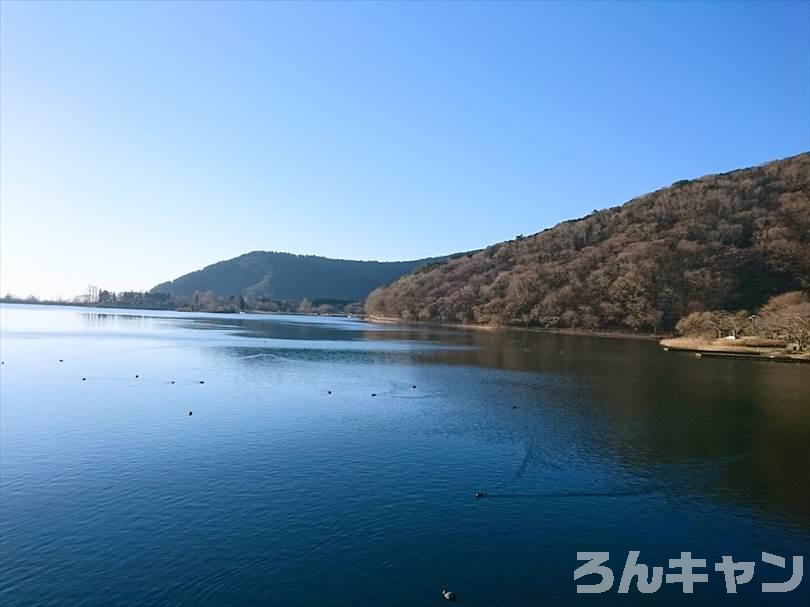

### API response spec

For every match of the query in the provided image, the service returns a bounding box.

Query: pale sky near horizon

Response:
[1,1,809,299]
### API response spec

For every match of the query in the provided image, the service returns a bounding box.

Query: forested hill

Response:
[152,251,447,302]
[366,153,810,331]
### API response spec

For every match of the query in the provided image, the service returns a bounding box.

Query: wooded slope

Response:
[153,251,445,302]
[367,153,810,331]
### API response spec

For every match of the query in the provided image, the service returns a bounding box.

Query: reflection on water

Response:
[418,329,810,526]
[1,304,808,606]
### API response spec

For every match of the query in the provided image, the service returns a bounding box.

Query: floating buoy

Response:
[327,390,332,394]
[171,381,175,384]
[512,405,517,409]
[442,589,456,601]
[412,385,416,389]
[58,359,64,363]
[199,380,205,384]
[82,377,86,381]
[371,393,377,397]
[135,374,139,378]
[188,411,193,416]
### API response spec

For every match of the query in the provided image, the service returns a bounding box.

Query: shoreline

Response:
[0,300,357,318]
[660,337,810,363]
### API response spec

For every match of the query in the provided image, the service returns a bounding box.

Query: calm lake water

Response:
[1,303,808,606]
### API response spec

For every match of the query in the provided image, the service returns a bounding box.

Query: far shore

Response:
[660,337,810,363]
[0,299,356,318]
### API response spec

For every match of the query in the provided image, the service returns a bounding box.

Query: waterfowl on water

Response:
[327,390,332,394]
[82,377,86,381]
[371,393,377,397]
[171,381,175,384]
[59,359,63,363]
[441,589,456,601]
[474,491,486,498]
[199,380,205,384]
[188,411,193,416]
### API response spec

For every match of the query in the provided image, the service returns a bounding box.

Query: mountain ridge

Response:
[366,153,810,331]
[151,250,452,302]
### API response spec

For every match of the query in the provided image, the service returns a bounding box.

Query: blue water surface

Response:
[1,304,808,606]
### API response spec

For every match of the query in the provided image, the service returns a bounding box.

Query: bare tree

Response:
[723,310,750,338]
[759,297,810,350]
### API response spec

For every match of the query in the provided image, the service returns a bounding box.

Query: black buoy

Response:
[371,393,377,397]
[199,380,205,384]
[58,359,64,363]
[412,385,416,389]
[328,390,332,394]
[171,380,175,384]
[512,405,517,409]
[82,377,86,381]
[135,374,139,378]
[188,411,193,416]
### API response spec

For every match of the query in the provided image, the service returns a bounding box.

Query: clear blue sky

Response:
[1,1,808,299]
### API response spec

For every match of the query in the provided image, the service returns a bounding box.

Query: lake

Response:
[1,303,808,606]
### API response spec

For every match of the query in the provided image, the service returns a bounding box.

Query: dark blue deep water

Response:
[1,304,808,606]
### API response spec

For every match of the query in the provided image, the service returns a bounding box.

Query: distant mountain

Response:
[152,251,449,302]
[366,153,810,331]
